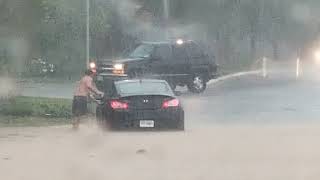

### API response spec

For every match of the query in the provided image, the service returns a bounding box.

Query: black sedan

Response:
[95,79,184,130]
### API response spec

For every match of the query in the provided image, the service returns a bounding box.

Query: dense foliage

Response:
[0,0,319,75]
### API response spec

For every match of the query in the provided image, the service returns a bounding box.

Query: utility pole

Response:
[163,0,169,39]
[86,0,90,68]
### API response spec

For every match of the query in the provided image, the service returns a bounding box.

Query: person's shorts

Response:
[72,96,88,117]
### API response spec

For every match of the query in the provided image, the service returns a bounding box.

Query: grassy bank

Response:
[0,96,72,127]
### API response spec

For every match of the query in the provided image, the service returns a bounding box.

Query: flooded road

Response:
[1,124,320,180]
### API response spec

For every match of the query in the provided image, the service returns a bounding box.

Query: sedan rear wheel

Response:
[175,110,185,130]
[177,119,185,130]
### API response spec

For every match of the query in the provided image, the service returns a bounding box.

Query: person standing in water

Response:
[72,69,103,129]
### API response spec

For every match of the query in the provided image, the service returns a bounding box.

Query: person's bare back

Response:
[74,75,94,97]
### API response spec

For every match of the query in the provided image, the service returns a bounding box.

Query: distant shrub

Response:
[0,96,72,118]
[1,102,33,116]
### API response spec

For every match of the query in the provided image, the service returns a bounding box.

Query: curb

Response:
[207,70,261,85]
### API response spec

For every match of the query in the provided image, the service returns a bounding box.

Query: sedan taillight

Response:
[162,99,179,108]
[110,100,128,110]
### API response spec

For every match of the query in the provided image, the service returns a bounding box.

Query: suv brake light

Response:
[162,99,179,108]
[110,100,128,109]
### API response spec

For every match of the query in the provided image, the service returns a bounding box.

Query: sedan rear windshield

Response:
[115,81,173,97]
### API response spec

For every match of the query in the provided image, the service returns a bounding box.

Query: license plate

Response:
[97,75,103,81]
[139,120,154,128]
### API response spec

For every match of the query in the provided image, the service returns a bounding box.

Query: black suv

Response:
[94,40,218,93]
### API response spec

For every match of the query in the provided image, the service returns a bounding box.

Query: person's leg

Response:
[74,97,88,129]
[72,116,80,130]
[72,96,81,130]
[81,97,89,126]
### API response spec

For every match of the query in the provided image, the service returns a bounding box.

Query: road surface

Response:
[16,61,320,126]
[2,61,320,180]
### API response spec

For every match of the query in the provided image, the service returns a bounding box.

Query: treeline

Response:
[0,0,319,75]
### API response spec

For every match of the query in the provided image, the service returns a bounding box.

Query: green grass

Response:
[0,96,72,118]
[0,96,72,127]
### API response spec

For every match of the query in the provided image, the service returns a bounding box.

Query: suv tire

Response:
[187,75,207,93]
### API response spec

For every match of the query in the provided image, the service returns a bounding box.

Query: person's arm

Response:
[86,77,103,95]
